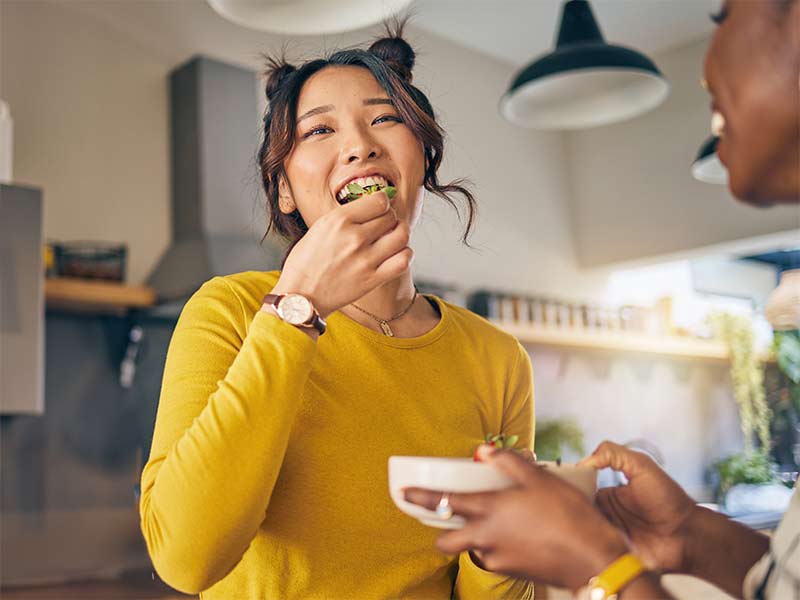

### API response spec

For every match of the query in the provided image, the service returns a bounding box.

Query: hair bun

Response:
[263,57,297,101]
[369,36,415,83]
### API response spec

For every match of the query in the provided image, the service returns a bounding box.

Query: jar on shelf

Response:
[606,308,622,331]
[528,297,544,326]
[543,299,559,327]
[500,295,516,323]
[510,296,522,323]
[486,294,501,321]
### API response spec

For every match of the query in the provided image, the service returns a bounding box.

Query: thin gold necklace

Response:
[350,289,418,337]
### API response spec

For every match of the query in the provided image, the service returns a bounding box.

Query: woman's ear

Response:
[278,176,296,214]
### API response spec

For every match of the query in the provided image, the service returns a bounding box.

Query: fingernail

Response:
[477,444,498,461]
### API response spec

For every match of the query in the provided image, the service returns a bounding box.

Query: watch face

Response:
[277,294,314,325]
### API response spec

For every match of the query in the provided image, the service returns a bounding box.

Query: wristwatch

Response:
[262,293,327,335]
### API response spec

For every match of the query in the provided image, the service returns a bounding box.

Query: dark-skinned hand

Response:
[404,445,629,591]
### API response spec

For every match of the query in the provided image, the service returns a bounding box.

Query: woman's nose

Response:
[341,130,382,164]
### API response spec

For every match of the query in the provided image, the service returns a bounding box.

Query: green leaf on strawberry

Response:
[476,432,522,461]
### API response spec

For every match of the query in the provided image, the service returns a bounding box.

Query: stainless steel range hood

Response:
[147,56,283,304]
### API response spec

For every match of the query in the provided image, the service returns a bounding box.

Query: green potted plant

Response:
[709,312,791,514]
[767,330,800,467]
[534,418,585,462]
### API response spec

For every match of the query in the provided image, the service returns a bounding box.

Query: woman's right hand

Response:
[579,441,697,574]
[271,191,412,318]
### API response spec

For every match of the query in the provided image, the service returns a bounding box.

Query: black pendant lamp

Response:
[691,136,728,185]
[500,0,670,130]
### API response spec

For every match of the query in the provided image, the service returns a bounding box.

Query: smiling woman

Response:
[259,32,477,252]
[138,20,535,600]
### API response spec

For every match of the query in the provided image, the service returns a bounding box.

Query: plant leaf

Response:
[776,331,800,384]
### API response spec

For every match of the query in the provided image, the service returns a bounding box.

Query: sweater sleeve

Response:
[454,341,535,599]
[139,277,317,594]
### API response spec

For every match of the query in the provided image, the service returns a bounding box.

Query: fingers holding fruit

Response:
[275,184,411,317]
[368,220,411,264]
[473,433,520,462]
[374,245,414,283]
[359,209,400,245]
[340,187,394,224]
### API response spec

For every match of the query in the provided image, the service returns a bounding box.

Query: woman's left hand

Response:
[404,447,630,591]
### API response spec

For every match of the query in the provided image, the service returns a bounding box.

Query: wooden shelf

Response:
[45,278,156,314]
[497,322,734,362]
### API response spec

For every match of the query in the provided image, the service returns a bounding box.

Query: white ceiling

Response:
[414,0,718,66]
[56,0,719,71]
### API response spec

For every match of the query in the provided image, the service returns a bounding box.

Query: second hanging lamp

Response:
[500,0,670,130]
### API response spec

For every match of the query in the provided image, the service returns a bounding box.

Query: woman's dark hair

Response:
[258,21,476,257]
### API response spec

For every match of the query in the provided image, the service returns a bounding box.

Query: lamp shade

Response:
[691,136,728,185]
[500,0,669,130]
[206,0,413,35]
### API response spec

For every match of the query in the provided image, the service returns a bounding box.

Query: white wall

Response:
[530,349,742,500]
[565,38,800,268]
[408,33,605,299]
[1,1,172,285]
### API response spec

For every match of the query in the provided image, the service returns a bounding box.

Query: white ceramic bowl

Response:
[537,461,598,499]
[388,456,598,529]
[389,456,514,529]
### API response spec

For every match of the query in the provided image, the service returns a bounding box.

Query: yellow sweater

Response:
[140,271,535,599]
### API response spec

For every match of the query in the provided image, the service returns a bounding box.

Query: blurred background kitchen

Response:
[1,0,798,598]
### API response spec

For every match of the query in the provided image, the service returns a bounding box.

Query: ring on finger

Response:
[435,493,453,520]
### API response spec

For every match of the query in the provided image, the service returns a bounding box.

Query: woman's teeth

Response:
[711,111,726,137]
[337,175,390,201]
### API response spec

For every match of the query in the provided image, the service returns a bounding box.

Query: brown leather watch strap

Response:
[262,293,283,310]
[306,312,327,335]
[262,293,327,335]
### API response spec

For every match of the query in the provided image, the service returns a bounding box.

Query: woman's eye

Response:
[709,5,728,25]
[373,115,402,125]
[302,125,332,138]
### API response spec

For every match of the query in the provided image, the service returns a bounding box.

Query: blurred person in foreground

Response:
[406,1,800,598]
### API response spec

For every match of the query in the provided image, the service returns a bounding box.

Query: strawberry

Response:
[473,433,520,461]
[473,439,498,462]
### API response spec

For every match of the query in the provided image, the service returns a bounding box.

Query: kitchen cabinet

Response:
[0,184,44,415]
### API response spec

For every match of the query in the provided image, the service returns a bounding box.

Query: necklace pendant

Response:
[379,321,394,336]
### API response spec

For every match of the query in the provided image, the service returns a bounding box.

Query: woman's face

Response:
[704,0,800,205]
[281,65,426,228]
